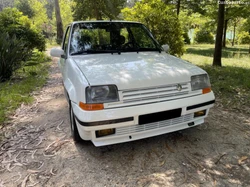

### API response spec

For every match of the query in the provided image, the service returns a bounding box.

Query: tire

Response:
[69,103,82,142]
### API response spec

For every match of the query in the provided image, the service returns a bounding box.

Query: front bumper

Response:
[71,92,215,146]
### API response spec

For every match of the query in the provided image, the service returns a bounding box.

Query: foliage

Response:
[0,8,46,51]
[73,0,126,20]
[195,28,214,44]
[183,31,190,44]
[182,44,250,110]
[59,0,74,26]
[29,0,48,32]
[0,32,31,81]
[163,0,211,15]
[0,8,46,81]
[237,31,250,45]
[15,0,35,18]
[0,51,50,124]
[122,0,184,56]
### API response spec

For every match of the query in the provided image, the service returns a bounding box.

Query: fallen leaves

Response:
[0,119,68,186]
[238,156,248,165]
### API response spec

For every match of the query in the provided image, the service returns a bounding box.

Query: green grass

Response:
[182,44,250,111]
[0,51,51,125]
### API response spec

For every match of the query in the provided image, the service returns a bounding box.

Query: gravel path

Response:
[0,53,250,187]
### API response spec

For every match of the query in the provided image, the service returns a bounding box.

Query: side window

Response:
[62,26,70,53]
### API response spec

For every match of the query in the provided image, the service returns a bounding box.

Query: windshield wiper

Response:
[70,49,96,55]
[111,50,121,55]
[71,49,113,55]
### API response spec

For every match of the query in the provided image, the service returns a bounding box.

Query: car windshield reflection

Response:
[69,22,162,55]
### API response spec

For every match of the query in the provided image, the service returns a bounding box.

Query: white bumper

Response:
[71,92,215,146]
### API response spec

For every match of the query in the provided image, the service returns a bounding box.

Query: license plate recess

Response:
[139,108,182,125]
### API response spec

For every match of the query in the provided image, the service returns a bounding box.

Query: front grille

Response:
[116,113,193,136]
[106,83,196,108]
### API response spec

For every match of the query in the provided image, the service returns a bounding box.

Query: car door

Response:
[60,25,71,80]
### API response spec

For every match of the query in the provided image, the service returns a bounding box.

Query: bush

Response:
[237,31,250,45]
[0,8,46,81]
[0,32,31,81]
[0,8,46,51]
[195,29,214,44]
[122,0,185,56]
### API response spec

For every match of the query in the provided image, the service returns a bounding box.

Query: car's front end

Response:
[73,78,214,146]
[70,50,215,146]
[51,20,215,146]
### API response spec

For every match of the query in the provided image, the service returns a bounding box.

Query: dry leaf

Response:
[165,143,175,153]
[238,156,248,165]
[159,160,165,166]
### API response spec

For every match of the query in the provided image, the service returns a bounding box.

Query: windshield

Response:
[69,22,162,55]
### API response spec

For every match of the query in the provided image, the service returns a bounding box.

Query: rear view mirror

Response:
[50,48,64,58]
[162,44,170,52]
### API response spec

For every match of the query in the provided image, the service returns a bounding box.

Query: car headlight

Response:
[86,85,119,103]
[191,74,211,91]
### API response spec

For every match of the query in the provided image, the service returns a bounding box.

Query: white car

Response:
[50,20,215,147]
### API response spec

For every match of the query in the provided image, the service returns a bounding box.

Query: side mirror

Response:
[50,48,64,58]
[162,44,170,53]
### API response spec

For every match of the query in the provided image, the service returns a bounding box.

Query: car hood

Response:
[72,52,206,90]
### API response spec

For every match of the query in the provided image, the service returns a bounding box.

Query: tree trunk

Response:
[222,19,228,48]
[94,0,102,20]
[55,0,64,44]
[213,0,225,67]
[232,23,236,46]
[176,0,181,16]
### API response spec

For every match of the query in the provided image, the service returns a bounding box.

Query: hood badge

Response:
[177,84,182,91]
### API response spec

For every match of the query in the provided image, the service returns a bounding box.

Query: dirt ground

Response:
[0,53,250,187]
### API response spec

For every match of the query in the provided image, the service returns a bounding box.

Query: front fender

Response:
[63,58,89,104]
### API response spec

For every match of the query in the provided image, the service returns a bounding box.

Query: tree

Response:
[29,0,49,32]
[239,17,250,53]
[222,4,249,48]
[73,0,126,20]
[163,0,210,16]
[15,0,35,18]
[55,0,64,44]
[122,0,184,56]
[176,0,181,16]
[213,0,225,67]
[59,0,74,26]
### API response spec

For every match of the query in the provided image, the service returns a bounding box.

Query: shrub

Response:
[0,32,31,81]
[122,0,185,56]
[237,31,250,45]
[0,8,46,51]
[195,29,214,44]
[0,8,46,81]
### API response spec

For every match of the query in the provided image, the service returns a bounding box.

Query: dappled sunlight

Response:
[74,52,194,90]
[228,179,241,185]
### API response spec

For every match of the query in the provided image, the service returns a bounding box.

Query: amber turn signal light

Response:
[194,110,206,118]
[79,102,104,111]
[96,129,115,137]
[202,87,211,94]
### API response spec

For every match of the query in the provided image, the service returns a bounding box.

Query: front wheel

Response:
[69,104,82,142]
